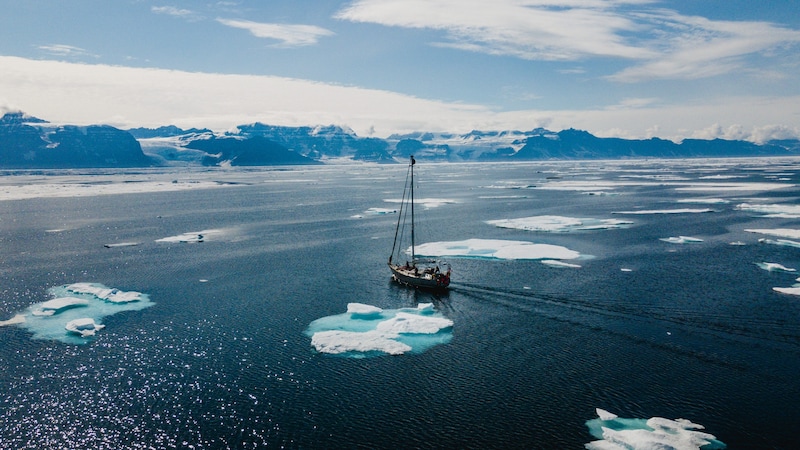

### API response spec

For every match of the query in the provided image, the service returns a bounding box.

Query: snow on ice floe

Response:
[486,215,632,232]
[0,178,233,201]
[615,208,714,215]
[737,203,800,218]
[306,303,453,357]
[585,409,726,450]
[756,262,796,273]
[413,238,582,261]
[0,283,153,344]
[660,236,704,244]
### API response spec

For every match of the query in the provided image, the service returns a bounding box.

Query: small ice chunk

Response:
[621,268,633,272]
[65,318,105,337]
[31,297,89,316]
[104,242,139,248]
[660,236,703,244]
[596,408,618,421]
[756,262,796,272]
[541,260,581,268]
[347,303,383,315]
[0,314,26,326]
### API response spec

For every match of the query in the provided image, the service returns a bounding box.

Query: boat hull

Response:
[389,263,450,290]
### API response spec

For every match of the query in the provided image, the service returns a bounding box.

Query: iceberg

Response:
[65,318,105,337]
[585,408,726,450]
[413,238,581,261]
[306,303,453,357]
[0,283,154,344]
[486,215,632,233]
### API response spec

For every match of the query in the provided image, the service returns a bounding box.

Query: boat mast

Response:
[410,155,416,262]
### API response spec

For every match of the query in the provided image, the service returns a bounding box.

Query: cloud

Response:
[217,19,334,47]
[335,0,800,81]
[151,6,202,20]
[1,56,798,142]
[336,0,654,60]
[37,44,98,59]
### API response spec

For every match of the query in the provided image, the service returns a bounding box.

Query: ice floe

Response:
[745,228,800,240]
[677,198,729,204]
[615,208,714,215]
[0,283,154,344]
[31,297,89,316]
[0,178,233,201]
[156,229,224,243]
[660,236,704,244]
[756,262,796,273]
[413,238,581,261]
[306,303,453,357]
[585,408,726,450]
[65,318,105,337]
[541,260,581,268]
[758,238,800,249]
[737,203,800,218]
[486,215,632,232]
[383,197,456,208]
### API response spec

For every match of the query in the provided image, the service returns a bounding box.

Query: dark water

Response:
[1,160,800,449]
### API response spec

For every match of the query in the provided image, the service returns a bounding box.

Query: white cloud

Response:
[217,19,334,47]
[37,44,98,58]
[336,0,800,81]
[151,6,200,19]
[1,56,798,142]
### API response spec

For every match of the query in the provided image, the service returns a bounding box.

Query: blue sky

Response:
[1,0,799,142]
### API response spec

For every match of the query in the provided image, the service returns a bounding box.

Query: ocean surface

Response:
[1,158,800,449]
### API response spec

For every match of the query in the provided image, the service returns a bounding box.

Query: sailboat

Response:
[388,155,451,290]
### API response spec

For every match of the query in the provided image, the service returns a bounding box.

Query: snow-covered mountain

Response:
[3,111,800,169]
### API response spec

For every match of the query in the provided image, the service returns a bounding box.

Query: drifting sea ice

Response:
[755,262,796,273]
[413,238,581,261]
[660,236,704,244]
[0,283,154,344]
[615,208,714,215]
[305,303,453,357]
[486,215,632,232]
[737,203,800,218]
[585,408,726,450]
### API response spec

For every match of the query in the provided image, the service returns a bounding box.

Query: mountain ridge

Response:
[2,111,799,168]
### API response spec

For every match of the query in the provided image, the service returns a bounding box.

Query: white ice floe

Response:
[541,260,581,268]
[65,318,105,337]
[0,179,232,201]
[156,229,225,243]
[66,283,144,303]
[585,408,726,450]
[758,238,800,249]
[756,262,796,273]
[31,297,89,316]
[0,283,154,344]
[413,238,581,261]
[660,236,704,244]
[306,303,453,357]
[774,286,800,296]
[615,208,714,215]
[677,198,729,204]
[745,228,800,240]
[486,215,632,233]
[676,182,791,192]
[737,203,800,218]
[383,197,456,208]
